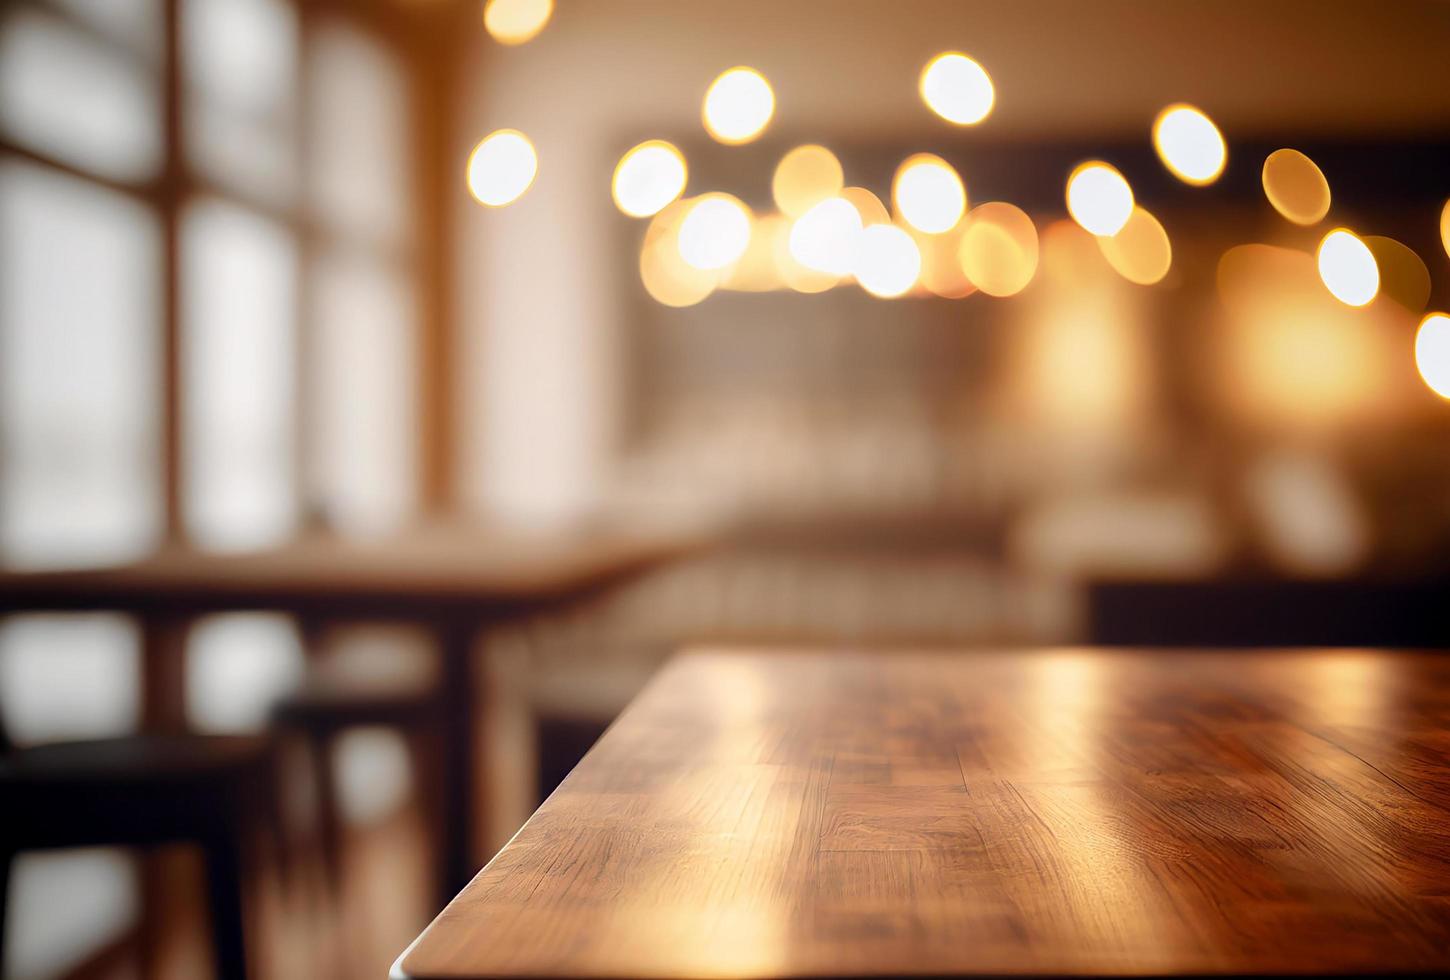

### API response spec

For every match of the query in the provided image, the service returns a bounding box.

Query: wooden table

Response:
[0,522,703,901]
[396,647,1450,978]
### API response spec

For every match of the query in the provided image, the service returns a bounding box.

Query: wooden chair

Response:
[269,626,445,900]
[0,718,278,980]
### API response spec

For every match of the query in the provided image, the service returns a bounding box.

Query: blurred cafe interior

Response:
[2,0,1450,978]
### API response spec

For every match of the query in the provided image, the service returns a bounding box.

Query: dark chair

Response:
[0,723,278,980]
[269,627,444,900]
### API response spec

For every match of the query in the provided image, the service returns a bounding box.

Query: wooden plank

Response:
[399,648,1450,978]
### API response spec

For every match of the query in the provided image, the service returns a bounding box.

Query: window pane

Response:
[184,0,299,206]
[182,199,298,551]
[5,849,140,980]
[0,614,141,745]
[308,19,411,244]
[309,248,418,536]
[0,6,161,181]
[52,0,162,60]
[187,613,304,732]
[0,161,163,568]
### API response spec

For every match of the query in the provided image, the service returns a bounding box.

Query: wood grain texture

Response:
[400,648,1450,978]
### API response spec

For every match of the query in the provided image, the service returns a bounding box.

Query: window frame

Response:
[0,0,461,556]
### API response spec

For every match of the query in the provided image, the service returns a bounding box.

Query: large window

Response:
[0,1,424,973]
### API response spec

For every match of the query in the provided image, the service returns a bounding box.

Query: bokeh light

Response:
[701,67,774,145]
[640,198,718,307]
[612,140,687,218]
[1262,149,1330,225]
[723,214,787,292]
[1065,162,1133,236]
[465,129,537,207]
[893,153,966,234]
[483,0,553,46]
[854,224,921,298]
[1364,236,1430,313]
[958,202,1038,297]
[1098,206,1172,285]
[914,227,974,298]
[1217,243,1402,430]
[677,193,752,270]
[1441,199,1450,259]
[1040,219,1112,288]
[772,145,844,218]
[1152,103,1226,185]
[1317,228,1379,307]
[773,219,839,293]
[840,186,890,226]
[1416,313,1450,399]
[788,197,862,277]
[919,52,994,125]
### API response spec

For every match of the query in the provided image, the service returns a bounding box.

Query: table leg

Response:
[140,613,193,733]
[435,618,481,907]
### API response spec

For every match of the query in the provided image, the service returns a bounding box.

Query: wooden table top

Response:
[397,647,1450,978]
[0,521,705,617]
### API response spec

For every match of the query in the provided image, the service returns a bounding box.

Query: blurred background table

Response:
[397,647,1450,978]
[0,521,705,903]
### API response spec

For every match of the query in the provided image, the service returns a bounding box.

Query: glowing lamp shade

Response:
[919,52,994,125]
[1262,149,1330,225]
[677,193,751,270]
[893,154,966,234]
[1066,162,1133,236]
[854,224,921,298]
[1317,229,1379,307]
[1416,313,1450,399]
[701,67,774,145]
[612,140,687,218]
[772,145,844,218]
[1152,104,1226,185]
[483,0,553,46]
[788,197,862,277]
[466,129,537,207]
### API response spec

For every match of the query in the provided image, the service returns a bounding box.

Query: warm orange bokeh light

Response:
[1098,206,1172,285]
[958,202,1038,297]
[640,198,719,306]
[1262,149,1330,225]
[840,186,891,227]
[772,145,844,218]
[483,0,553,45]
[1364,236,1430,313]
